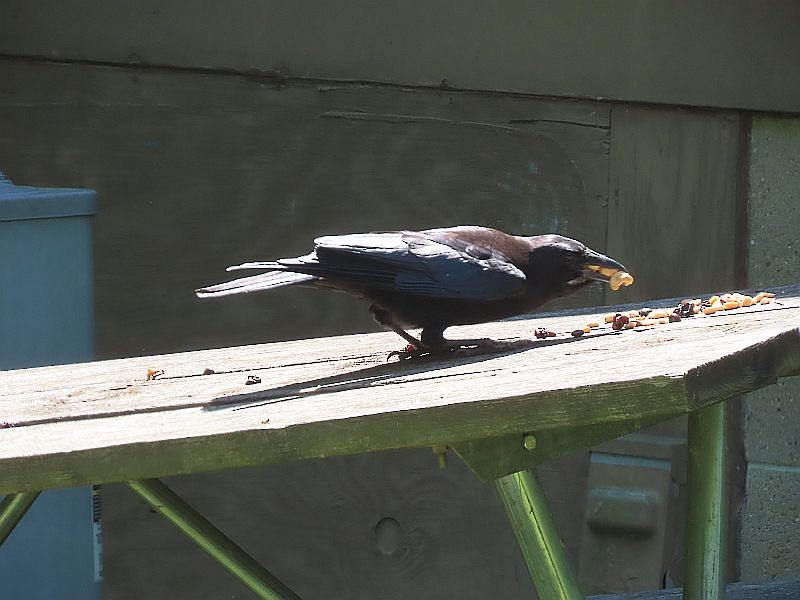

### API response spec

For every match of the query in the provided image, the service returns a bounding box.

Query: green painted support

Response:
[128,479,301,600]
[0,491,40,545]
[495,469,583,600]
[685,402,728,600]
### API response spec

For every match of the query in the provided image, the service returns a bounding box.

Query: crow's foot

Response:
[387,343,427,361]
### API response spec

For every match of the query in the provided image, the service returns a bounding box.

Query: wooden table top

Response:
[2,284,799,494]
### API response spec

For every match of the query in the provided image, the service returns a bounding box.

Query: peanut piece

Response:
[609,271,634,291]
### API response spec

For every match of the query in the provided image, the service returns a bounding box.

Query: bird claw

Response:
[387,343,427,361]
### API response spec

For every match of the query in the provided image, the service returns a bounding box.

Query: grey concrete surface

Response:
[741,115,800,581]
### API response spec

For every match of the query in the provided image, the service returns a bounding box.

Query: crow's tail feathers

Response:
[195,270,317,298]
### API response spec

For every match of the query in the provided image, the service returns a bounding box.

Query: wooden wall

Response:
[2,1,799,112]
[0,50,742,599]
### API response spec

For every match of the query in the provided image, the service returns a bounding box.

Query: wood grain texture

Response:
[606,106,740,304]
[103,450,537,600]
[2,3,800,111]
[1,285,799,495]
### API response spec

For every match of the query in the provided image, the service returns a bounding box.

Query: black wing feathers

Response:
[286,229,528,301]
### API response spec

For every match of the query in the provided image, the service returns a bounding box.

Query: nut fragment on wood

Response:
[611,314,629,331]
[546,289,777,339]
[534,327,557,339]
[146,369,164,381]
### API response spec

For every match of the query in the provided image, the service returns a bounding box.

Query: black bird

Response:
[196,226,629,357]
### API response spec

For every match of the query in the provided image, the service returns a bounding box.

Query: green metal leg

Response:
[685,402,728,600]
[128,478,301,600]
[0,491,41,545]
[496,469,583,600]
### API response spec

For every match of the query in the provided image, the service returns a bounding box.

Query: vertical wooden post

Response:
[495,469,583,600]
[128,479,302,600]
[685,402,728,600]
[0,492,40,545]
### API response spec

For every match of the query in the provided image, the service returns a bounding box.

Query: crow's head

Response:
[526,235,628,292]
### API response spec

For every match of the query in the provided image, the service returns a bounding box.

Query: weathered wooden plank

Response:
[2,289,798,425]
[2,3,800,112]
[453,412,679,481]
[607,106,740,305]
[1,285,799,495]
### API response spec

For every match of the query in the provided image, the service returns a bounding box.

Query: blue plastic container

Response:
[0,173,101,599]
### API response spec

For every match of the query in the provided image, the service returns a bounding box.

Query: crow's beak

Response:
[581,249,628,282]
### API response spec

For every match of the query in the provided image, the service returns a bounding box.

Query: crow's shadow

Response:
[202,334,590,412]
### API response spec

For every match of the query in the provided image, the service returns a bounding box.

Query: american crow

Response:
[196,226,630,357]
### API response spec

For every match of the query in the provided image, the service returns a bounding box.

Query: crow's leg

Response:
[370,305,428,359]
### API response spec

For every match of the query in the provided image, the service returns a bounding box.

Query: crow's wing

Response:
[278,230,527,301]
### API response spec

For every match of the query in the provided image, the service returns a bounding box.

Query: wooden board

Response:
[101,451,589,600]
[2,285,799,495]
[606,105,740,304]
[2,3,800,112]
